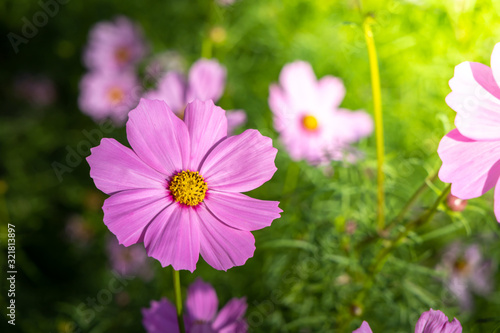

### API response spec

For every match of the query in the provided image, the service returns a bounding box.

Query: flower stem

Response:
[172,269,186,333]
[201,38,213,59]
[387,171,439,230]
[354,184,451,307]
[363,16,385,231]
[201,0,215,59]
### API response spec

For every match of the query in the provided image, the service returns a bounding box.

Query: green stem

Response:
[173,269,186,333]
[355,184,451,307]
[363,17,385,231]
[201,38,213,58]
[282,162,300,196]
[201,0,215,58]
[387,172,439,230]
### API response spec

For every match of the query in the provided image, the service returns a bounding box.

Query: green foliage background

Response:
[1,0,500,332]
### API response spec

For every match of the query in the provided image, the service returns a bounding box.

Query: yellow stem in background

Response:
[363,17,385,231]
[173,269,186,333]
[201,38,213,58]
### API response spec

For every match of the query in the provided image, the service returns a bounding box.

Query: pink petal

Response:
[143,204,200,272]
[143,71,187,114]
[190,324,214,333]
[268,84,291,133]
[414,309,462,333]
[87,138,166,195]
[444,319,463,333]
[186,278,218,322]
[415,309,447,333]
[352,321,373,333]
[212,297,247,331]
[317,76,346,109]
[196,205,255,271]
[186,59,226,103]
[438,129,500,199]
[102,188,172,246]
[446,62,500,140]
[142,298,179,333]
[204,191,281,231]
[200,129,278,193]
[495,178,500,222]
[278,61,319,111]
[183,100,227,170]
[126,98,190,175]
[332,109,374,143]
[226,110,247,135]
[491,42,500,89]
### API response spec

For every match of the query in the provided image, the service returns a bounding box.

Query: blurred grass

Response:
[1,0,500,332]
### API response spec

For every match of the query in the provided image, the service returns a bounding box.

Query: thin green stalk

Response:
[201,0,215,58]
[355,184,451,307]
[201,38,213,58]
[387,172,439,230]
[363,17,385,231]
[282,162,300,196]
[173,269,186,333]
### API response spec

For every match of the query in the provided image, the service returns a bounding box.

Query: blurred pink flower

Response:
[354,309,462,332]
[217,0,238,6]
[87,99,281,272]
[78,71,140,125]
[145,51,185,82]
[14,74,57,107]
[269,61,373,164]
[144,58,246,133]
[438,43,500,221]
[144,58,226,115]
[142,278,247,333]
[438,242,494,310]
[83,16,148,72]
[106,237,153,281]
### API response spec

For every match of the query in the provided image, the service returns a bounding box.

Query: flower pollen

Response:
[453,258,470,275]
[169,170,208,206]
[108,87,125,106]
[301,114,318,131]
[115,46,131,64]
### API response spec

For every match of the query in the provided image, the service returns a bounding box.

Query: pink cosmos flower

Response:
[144,59,226,115]
[143,58,246,133]
[437,242,493,310]
[353,309,462,333]
[79,71,140,125]
[142,278,247,333]
[269,61,373,164]
[106,237,153,281]
[87,98,281,272]
[83,16,148,72]
[438,43,500,221]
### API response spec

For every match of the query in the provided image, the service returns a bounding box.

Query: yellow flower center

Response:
[108,87,124,106]
[454,258,469,274]
[301,114,318,131]
[169,170,208,206]
[115,46,131,64]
